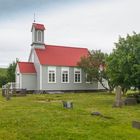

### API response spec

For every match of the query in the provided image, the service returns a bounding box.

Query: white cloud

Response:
[0,0,140,67]
[42,0,140,52]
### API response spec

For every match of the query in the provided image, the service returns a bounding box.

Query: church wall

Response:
[34,51,41,90]
[41,66,98,91]
[15,65,21,89]
[21,74,37,90]
[98,79,109,89]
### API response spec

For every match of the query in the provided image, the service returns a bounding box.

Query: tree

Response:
[0,68,7,87]
[7,61,17,82]
[78,50,112,90]
[107,32,140,93]
[0,75,7,87]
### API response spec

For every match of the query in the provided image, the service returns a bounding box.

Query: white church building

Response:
[15,23,107,92]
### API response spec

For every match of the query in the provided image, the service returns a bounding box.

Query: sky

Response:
[0,0,140,68]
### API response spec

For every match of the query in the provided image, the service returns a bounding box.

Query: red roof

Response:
[35,45,89,66]
[18,62,36,73]
[32,23,45,30]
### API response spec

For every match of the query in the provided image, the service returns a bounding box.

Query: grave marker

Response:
[113,86,123,107]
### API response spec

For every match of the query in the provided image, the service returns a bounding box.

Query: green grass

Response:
[0,68,7,76]
[0,91,140,140]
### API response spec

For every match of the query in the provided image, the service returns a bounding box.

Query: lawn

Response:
[0,91,140,140]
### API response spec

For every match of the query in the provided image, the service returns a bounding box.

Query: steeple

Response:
[31,23,45,49]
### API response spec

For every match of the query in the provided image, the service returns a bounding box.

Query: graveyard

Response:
[0,90,140,140]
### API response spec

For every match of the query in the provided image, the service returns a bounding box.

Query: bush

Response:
[0,75,7,87]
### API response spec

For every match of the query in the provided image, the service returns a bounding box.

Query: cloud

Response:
[42,0,140,52]
[0,0,87,18]
[0,0,140,67]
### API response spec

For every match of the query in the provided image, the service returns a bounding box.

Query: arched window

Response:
[37,30,42,42]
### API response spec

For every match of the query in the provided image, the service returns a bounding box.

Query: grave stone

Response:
[113,86,123,107]
[91,112,113,119]
[6,84,11,101]
[124,97,137,105]
[91,112,101,116]
[132,121,140,129]
[62,101,73,109]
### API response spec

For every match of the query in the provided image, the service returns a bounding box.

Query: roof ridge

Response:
[18,62,34,64]
[45,44,88,50]
[33,23,44,25]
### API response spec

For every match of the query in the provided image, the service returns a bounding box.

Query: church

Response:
[15,23,106,92]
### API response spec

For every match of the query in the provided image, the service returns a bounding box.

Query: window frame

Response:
[61,67,69,83]
[37,30,42,42]
[48,67,56,83]
[85,73,92,83]
[74,68,82,83]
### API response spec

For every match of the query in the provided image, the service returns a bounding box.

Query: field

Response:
[0,91,140,140]
[0,68,7,76]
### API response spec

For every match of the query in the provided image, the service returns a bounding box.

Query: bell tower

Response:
[31,23,45,49]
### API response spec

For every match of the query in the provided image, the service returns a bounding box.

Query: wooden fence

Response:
[2,82,26,98]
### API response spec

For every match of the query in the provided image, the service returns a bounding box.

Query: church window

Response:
[61,67,69,83]
[37,30,42,42]
[48,67,56,83]
[74,68,81,83]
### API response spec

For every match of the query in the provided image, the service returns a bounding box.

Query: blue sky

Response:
[0,0,140,67]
